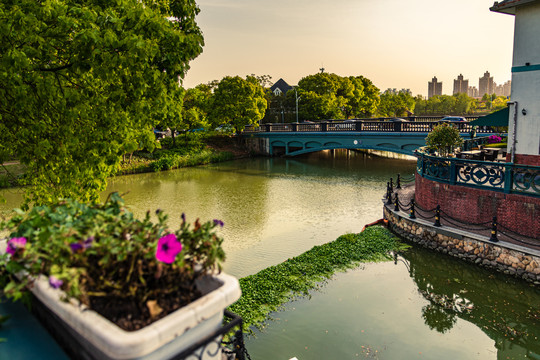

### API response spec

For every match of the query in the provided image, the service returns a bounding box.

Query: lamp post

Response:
[295,89,301,123]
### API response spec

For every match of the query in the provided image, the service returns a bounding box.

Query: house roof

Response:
[490,0,540,14]
[270,78,293,94]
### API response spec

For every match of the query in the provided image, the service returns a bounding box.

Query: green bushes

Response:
[228,226,409,331]
[150,150,234,172]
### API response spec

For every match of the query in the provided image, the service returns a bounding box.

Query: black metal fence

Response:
[173,310,251,360]
[386,175,540,249]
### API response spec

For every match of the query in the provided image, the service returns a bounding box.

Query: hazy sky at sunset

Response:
[182,0,516,96]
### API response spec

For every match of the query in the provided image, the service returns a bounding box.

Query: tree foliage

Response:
[425,123,464,157]
[181,85,212,131]
[209,75,267,133]
[414,94,477,116]
[0,0,203,205]
[295,73,379,121]
[377,91,415,117]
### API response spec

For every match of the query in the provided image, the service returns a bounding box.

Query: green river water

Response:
[1,150,538,359]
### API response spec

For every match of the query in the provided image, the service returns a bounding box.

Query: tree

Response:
[295,73,379,120]
[156,86,185,147]
[425,123,464,157]
[352,76,380,118]
[491,96,509,111]
[0,0,204,205]
[377,91,415,117]
[414,94,477,116]
[209,76,267,133]
[180,85,213,142]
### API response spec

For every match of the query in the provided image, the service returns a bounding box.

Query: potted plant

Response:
[0,193,241,359]
[425,123,464,158]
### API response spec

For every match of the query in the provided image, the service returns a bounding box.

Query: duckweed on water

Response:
[228,226,409,331]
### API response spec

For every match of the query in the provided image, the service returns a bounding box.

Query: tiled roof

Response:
[270,78,293,95]
[490,0,539,14]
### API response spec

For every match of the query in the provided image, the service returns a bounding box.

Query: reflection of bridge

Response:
[243,120,497,156]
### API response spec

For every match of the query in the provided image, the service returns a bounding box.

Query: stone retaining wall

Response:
[383,206,540,285]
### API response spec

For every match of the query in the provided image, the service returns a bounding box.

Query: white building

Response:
[491,0,540,165]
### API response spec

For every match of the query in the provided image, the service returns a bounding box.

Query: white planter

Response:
[30,272,241,360]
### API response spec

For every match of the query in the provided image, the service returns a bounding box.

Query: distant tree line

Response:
[168,73,510,138]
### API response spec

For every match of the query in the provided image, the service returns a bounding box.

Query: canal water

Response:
[1,151,538,359]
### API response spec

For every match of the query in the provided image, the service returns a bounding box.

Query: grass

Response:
[227,226,409,332]
[115,134,242,175]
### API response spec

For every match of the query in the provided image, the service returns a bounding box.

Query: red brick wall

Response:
[415,174,540,239]
[506,154,540,166]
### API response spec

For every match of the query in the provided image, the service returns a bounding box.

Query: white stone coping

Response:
[385,206,540,258]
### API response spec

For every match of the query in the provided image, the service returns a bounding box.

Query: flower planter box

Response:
[30,272,241,360]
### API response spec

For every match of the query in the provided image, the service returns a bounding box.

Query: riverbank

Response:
[0,135,251,189]
[116,134,251,175]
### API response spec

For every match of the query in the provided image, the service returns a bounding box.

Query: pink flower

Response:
[155,234,182,264]
[6,237,27,255]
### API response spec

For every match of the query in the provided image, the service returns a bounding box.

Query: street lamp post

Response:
[295,89,301,123]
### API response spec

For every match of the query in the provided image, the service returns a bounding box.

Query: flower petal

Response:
[156,234,182,264]
[49,276,63,289]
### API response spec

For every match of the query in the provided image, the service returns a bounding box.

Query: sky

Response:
[181,0,516,97]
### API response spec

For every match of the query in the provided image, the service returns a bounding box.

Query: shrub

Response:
[487,135,503,144]
[425,123,464,157]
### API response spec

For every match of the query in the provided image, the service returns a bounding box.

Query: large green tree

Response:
[209,75,267,133]
[0,0,203,205]
[295,73,379,121]
[377,91,415,117]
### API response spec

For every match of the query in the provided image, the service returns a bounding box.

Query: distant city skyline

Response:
[182,0,515,96]
[427,71,511,98]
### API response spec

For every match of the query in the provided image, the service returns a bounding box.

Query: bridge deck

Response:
[243,120,498,157]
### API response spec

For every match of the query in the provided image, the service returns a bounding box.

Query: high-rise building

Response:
[384,88,412,95]
[453,74,469,94]
[479,71,495,96]
[428,76,442,98]
[468,86,479,98]
[502,80,511,97]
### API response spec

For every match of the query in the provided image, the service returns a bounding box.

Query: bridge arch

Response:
[245,123,497,157]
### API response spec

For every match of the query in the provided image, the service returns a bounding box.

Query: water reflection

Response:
[402,246,540,359]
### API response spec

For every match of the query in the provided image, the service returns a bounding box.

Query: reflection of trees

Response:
[400,246,540,358]
[105,163,271,251]
[422,304,456,334]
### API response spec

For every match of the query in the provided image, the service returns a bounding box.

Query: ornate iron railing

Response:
[172,310,251,360]
[416,150,540,197]
[244,119,498,135]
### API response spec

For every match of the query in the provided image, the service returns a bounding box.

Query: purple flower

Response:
[70,243,83,252]
[213,219,224,228]
[70,237,94,253]
[83,237,94,248]
[6,237,27,255]
[49,276,63,289]
[155,234,182,264]
[181,213,186,223]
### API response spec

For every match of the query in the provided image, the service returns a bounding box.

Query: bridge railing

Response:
[416,149,540,197]
[244,120,500,135]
